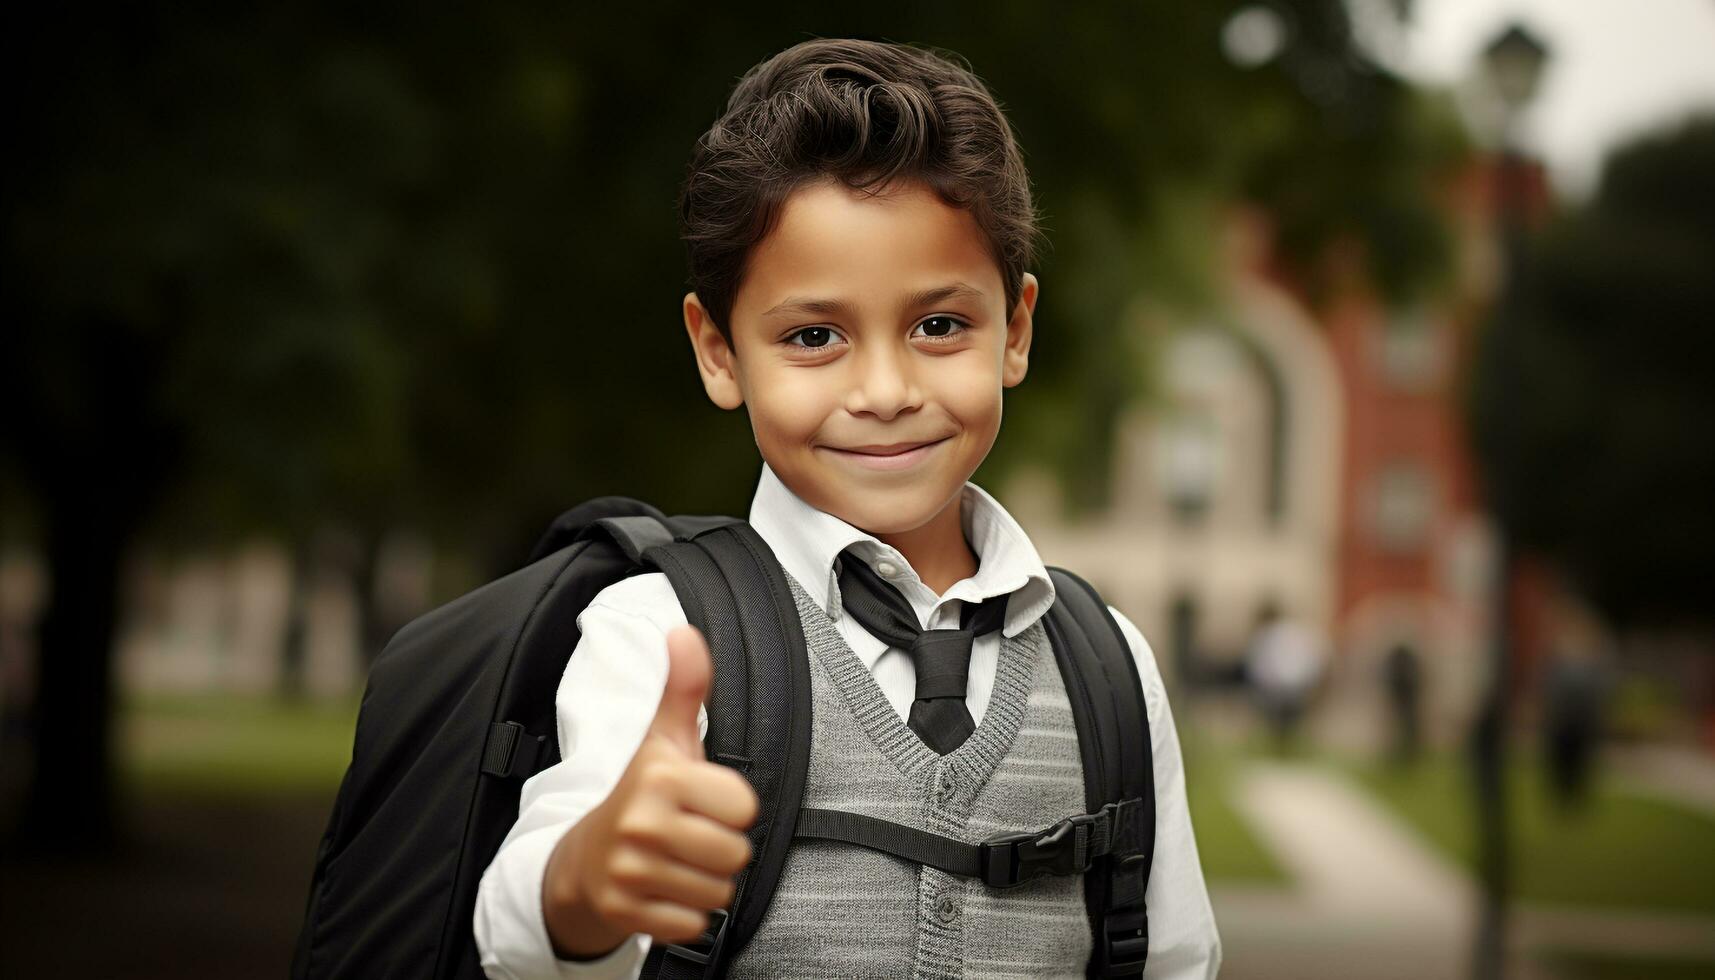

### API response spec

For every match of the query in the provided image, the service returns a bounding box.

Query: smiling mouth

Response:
[834,438,946,456]
[819,437,951,470]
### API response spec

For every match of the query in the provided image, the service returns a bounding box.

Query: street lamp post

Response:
[1472,22,1549,980]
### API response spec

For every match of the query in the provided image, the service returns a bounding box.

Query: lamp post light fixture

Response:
[1483,24,1550,119]
[1471,20,1550,980]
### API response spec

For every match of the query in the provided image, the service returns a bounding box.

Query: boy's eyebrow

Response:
[761,282,988,320]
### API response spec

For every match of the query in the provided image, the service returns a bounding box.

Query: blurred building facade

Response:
[1019,164,1529,748]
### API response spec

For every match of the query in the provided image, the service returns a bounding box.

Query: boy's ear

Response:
[684,291,744,410]
[1002,272,1038,388]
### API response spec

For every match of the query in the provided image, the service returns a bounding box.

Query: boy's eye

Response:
[788,326,841,348]
[912,315,968,339]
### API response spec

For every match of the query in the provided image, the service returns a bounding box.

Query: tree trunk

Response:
[279,541,312,702]
[20,483,132,853]
[10,311,173,856]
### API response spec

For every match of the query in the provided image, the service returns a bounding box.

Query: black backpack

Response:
[290,497,1155,980]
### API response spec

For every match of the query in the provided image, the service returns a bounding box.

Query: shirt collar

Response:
[746,463,1056,638]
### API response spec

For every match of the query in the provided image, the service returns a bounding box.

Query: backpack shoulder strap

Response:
[1042,568,1155,979]
[529,497,670,565]
[634,520,811,980]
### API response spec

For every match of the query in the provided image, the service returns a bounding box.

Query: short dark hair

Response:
[679,38,1042,342]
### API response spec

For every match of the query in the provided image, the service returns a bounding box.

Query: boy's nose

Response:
[844,346,922,420]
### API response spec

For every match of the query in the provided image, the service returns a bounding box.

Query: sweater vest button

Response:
[933,893,958,926]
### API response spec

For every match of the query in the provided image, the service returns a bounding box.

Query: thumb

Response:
[648,624,712,756]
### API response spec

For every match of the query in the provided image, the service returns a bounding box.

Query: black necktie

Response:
[835,547,1009,755]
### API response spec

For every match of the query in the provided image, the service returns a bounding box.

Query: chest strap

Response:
[793,799,1146,889]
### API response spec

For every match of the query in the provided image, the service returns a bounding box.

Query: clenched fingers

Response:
[608,844,737,910]
[594,892,712,945]
[632,756,759,830]
[675,762,759,830]
[616,806,752,876]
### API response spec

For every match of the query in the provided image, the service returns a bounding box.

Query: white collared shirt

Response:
[474,465,1222,980]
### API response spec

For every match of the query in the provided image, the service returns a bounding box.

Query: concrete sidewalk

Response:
[1213,763,1475,980]
[1609,743,1715,817]
[1208,759,1715,979]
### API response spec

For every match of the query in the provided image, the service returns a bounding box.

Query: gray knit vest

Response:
[726,577,1092,980]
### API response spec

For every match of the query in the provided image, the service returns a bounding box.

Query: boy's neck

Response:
[871,494,977,596]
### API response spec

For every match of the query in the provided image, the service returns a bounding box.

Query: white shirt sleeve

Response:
[474,572,702,980]
[1108,606,1224,980]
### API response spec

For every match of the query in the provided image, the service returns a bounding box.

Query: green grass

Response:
[117,694,1294,890]
[1349,753,1715,913]
[120,692,361,797]
[1184,742,1289,885]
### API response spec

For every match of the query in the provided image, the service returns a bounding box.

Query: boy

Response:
[474,37,1221,979]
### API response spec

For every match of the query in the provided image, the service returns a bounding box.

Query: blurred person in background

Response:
[1383,642,1423,768]
[1540,598,1612,813]
[1243,603,1325,753]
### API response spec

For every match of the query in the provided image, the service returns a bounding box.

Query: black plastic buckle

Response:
[480,721,548,779]
[1097,907,1149,976]
[660,907,729,968]
[979,810,1103,888]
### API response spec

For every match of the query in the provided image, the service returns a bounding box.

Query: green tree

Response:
[1470,116,1715,627]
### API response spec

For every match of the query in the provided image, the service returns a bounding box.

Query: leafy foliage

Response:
[4,1,1463,554]
[1470,117,1715,627]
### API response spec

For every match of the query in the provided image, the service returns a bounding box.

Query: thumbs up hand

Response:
[543,626,760,960]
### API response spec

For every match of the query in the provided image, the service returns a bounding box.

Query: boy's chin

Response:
[818,484,963,538]
[765,449,974,537]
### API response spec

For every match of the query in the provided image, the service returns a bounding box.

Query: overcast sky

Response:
[1390,0,1715,197]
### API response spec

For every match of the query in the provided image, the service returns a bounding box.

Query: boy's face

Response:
[684,177,1036,537]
